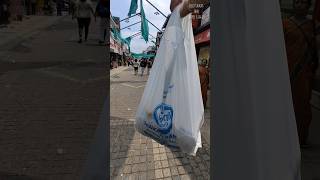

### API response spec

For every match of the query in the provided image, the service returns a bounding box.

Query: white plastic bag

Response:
[135,4,204,155]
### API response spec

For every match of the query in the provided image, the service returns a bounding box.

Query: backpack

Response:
[140,61,146,67]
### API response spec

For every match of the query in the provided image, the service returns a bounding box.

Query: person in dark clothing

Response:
[282,0,319,147]
[140,58,147,76]
[31,0,36,15]
[147,58,153,75]
[95,0,107,44]
[198,59,209,108]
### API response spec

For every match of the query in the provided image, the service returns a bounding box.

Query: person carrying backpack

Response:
[147,58,153,75]
[140,58,147,76]
[95,0,107,45]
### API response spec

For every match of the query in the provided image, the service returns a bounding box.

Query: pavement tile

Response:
[162,168,171,177]
[132,164,140,173]
[184,165,193,173]
[147,170,156,179]
[180,174,191,180]
[139,156,147,163]
[181,158,189,165]
[155,161,162,169]
[164,178,173,180]
[168,159,176,167]
[175,159,182,166]
[177,166,186,175]
[139,163,147,172]
[155,169,164,179]
[161,160,169,168]
[171,176,181,180]
[123,165,132,174]
[170,167,179,176]
[153,148,160,154]
[160,153,168,160]
[154,154,161,161]
[139,172,147,180]
[147,161,155,170]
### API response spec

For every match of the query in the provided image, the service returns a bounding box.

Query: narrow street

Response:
[0,15,106,180]
[110,67,210,180]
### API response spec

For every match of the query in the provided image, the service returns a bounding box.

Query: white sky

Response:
[110,0,171,53]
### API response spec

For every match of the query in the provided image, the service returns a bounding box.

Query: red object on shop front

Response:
[192,18,200,29]
[194,28,210,44]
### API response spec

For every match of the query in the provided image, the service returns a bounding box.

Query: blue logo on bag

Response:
[153,103,173,134]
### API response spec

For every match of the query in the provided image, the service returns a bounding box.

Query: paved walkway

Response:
[0,16,65,52]
[0,15,106,180]
[302,91,320,180]
[110,68,210,180]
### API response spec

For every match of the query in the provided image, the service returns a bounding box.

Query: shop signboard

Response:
[201,7,210,26]
[194,28,210,44]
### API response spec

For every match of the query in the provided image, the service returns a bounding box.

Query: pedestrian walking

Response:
[133,59,139,75]
[198,59,209,108]
[95,0,107,45]
[140,58,147,76]
[147,58,153,75]
[282,0,319,147]
[56,0,63,16]
[73,0,94,43]
[0,0,9,25]
[127,59,131,67]
[31,0,36,15]
[70,0,76,15]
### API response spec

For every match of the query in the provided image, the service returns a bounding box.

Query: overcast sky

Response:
[110,0,171,53]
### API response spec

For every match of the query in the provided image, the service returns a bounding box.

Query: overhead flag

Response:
[140,0,149,42]
[125,37,132,46]
[128,0,138,17]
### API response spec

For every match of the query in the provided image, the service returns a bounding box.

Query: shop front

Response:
[110,36,119,69]
[194,27,210,93]
[195,28,210,67]
[193,5,210,95]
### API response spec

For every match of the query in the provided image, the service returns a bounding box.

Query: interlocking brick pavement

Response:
[0,16,106,180]
[110,67,210,180]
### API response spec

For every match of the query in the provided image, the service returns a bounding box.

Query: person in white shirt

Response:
[73,0,94,43]
[133,59,139,75]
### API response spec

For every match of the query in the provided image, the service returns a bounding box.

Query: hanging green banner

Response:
[128,0,138,17]
[125,37,132,46]
[140,0,149,42]
[131,53,155,59]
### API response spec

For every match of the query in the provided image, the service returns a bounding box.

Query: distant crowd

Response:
[128,57,154,76]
